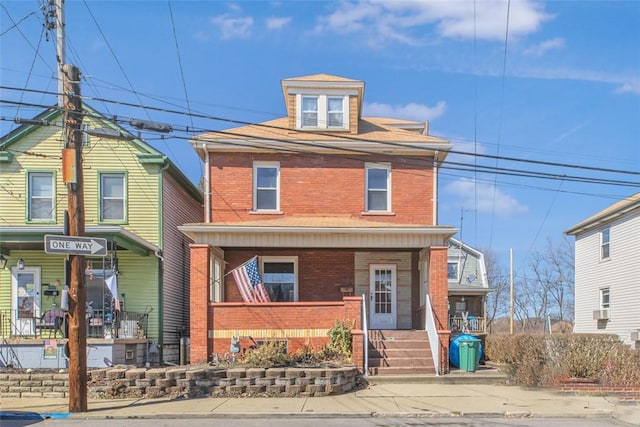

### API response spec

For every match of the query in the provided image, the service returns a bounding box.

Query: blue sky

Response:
[1,1,639,273]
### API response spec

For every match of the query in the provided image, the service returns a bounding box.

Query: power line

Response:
[3,84,638,177]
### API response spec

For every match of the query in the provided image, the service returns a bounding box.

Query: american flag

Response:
[231,257,271,303]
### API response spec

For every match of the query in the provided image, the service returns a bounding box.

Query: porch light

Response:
[17,258,25,270]
[0,255,7,270]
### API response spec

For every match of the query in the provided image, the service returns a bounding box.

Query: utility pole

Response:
[509,248,514,334]
[53,0,87,412]
[63,63,87,413]
[55,0,65,108]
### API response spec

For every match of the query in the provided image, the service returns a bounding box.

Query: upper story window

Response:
[327,97,344,127]
[601,228,610,260]
[253,162,280,211]
[302,96,318,127]
[447,261,459,280]
[100,173,126,222]
[28,171,54,221]
[296,94,348,130]
[365,163,390,212]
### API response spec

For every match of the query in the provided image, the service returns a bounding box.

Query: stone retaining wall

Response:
[0,365,361,399]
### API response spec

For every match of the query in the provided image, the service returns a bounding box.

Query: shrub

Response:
[485,333,640,387]
[241,341,290,368]
[325,319,354,361]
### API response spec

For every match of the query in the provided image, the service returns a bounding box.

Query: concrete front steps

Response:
[367,329,436,376]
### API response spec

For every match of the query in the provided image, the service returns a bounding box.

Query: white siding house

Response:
[566,193,640,348]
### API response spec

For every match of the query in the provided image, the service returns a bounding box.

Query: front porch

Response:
[0,308,155,369]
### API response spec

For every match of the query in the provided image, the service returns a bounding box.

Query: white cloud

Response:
[523,37,565,56]
[266,16,292,30]
[314,0,551,45]
[445,178,528,217]
[615,80,640,95]
[211,14,254,40]
[364,101,447,121]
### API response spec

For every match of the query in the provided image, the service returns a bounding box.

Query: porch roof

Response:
[448,284,493,296]
[0,225,160,256]
[179,217,457,249]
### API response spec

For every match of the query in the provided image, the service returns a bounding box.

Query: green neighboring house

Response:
[0,105,202,368]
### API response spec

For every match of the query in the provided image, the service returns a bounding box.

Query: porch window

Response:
[261,257,297,302]
[28,171,55,221]
[601,228,610,260]
[365,163,390,212]
[100,173,126,222]
[253,162,279,211]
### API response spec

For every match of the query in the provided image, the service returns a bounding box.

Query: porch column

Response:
[344,296,364,372]
[189,243,211,364]
[429,245,451,374]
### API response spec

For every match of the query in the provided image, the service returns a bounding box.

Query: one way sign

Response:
[44,235,107,256]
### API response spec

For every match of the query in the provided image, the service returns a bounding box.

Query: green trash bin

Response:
[458,337,481,372]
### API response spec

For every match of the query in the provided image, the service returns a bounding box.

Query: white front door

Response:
[11,266,41,336]
[369,264,397,329]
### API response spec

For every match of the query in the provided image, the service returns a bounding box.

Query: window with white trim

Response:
[302,96,318,127]
[365,163,390,212]
[261,257,297,302]
[447,261,459,280]
[327,96,344,127]
[100,173,126,222]
[253,162,280,211]
[601,228,610,260]
[600,287,610,310]
[296,94,348,130]
[28,171,55,221]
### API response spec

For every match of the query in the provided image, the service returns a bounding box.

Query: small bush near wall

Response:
[485,334,640,388]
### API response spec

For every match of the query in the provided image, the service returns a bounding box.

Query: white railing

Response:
[424,295,440,376]
[362,293,368,376]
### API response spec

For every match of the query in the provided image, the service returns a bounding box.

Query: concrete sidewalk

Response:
[2,382,639,425]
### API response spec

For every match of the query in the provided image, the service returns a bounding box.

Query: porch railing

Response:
[449,315,486,334]
[0,309,148,340]
[424,295,440,376]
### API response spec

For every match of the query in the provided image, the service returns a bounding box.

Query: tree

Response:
[483,248,510,332]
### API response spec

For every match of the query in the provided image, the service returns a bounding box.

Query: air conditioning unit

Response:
[631,331,640,342]
[593,309,609,320]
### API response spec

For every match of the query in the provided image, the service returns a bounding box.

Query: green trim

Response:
[0,108,60,148]
[97,171,128,225]
[24,170,57,223]
[137,153,166,165]
[0,151,14,162]
[0,230,151,256]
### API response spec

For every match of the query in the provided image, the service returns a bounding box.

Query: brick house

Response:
[179,74,456,374]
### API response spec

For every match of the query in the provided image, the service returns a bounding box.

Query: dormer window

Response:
[296,94,349,130]
[302,96,318,127]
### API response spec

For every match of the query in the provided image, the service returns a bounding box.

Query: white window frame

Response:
[600,228,610,260]
[27,171,55,222]
[253,162,280,212]
[327,96,345,128]
[260,256,298,302]
[365,163,391,212]
[600,287,610,310]
[447,260,459,281]
[295,93,349,130]
[301,96,318,127]
[99,172,126,222]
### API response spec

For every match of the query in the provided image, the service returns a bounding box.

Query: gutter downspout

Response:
[433,151,439,226]
[203,143,211,223]
[155,159,171,363]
